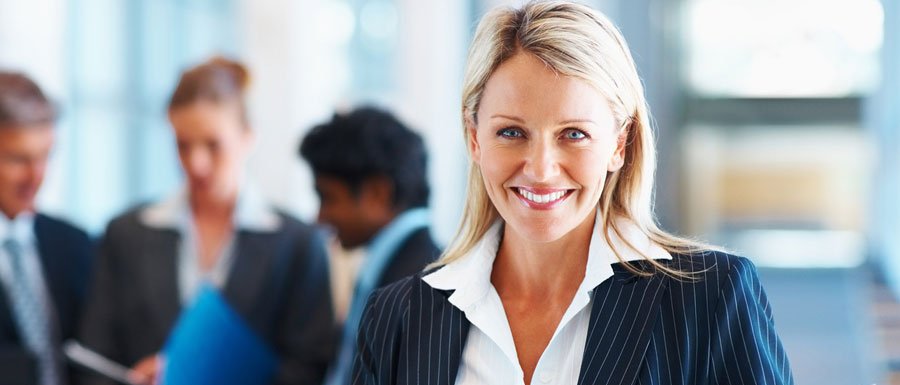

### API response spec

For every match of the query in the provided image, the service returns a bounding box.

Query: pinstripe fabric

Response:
[353,251,794,385]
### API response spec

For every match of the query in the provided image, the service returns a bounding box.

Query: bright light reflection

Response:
[684,0,883,97]
[313,1,356,46]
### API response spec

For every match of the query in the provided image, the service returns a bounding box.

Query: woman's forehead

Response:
[478,53,615,125]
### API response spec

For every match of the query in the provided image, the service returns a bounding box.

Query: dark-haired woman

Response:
[77,57,335,385]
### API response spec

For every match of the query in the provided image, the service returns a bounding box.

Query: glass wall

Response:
[679,0,882,269]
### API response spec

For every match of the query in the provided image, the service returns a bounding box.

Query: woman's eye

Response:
[563,129,588,140]
[497,127,524,138]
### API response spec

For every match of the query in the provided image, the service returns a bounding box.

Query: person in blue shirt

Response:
[0,71,92,385]
[299,107,440,385]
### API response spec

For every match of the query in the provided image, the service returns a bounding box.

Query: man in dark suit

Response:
[299,107,440,385]
[0,71,93,385]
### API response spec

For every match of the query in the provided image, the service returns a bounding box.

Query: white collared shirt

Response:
[139,184,282,304]
[423,212,672,385]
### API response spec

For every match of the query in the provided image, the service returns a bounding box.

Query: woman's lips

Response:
[513,187,573,209]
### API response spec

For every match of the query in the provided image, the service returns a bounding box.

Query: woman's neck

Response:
[491,213,595,299]
[188,190,237,270]
[189,190,237,221]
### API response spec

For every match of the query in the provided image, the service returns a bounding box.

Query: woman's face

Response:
[469,52,626,243]
[169,101,252,203]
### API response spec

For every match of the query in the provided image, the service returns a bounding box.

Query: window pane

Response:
[683,0,883,97]
[681,124,872,267]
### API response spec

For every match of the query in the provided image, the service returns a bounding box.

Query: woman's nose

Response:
[522,139,561,182]
[184,148,212,177]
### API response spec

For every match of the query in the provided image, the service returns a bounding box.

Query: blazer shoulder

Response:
[686,250,766,301]
[35,212,91,245]
[365,273,422,314]
[269,212,329,267]
[272,210,319,238]
[683,254,794,383]
[360,272,440,338]
[396,227,440,256]
[378,227,440,287]
[104,203,153,233]
[647,250,764,313]
[669,249,758,279]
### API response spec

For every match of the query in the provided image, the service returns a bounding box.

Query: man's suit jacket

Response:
[352,251,795,385]
[373,227,440,290]
[77,207,336,385]
[0,214,93,385]
[330,225,440,384]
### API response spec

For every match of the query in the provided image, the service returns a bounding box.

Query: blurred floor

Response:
[758,267,880,384]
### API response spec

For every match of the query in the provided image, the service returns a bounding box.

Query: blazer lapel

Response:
[401,279,470,385]
[222,231,278,331]
[577,266,669,385]
[32,216,67,339]
[137,229,182,337]
[0,284,19,343]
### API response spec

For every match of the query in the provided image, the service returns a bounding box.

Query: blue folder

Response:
[162,286,277,385]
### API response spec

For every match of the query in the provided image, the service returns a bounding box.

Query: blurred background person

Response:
[0,71,92,385]
[299,106,439,385]
[76,57,335,385]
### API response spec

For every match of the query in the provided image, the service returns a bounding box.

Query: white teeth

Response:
[517,188,567,204]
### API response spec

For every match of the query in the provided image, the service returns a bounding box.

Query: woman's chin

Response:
[502,216,575,244]
[499,205,598,245]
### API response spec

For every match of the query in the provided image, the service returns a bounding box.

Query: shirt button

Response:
[540,372,553,383]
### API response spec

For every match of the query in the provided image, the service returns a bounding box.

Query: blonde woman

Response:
[352,1,793,385]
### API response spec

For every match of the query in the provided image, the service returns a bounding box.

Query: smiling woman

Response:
[471,51,623,244]
[352,1,795,385]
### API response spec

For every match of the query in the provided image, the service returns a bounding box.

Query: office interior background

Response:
[1,0,898,383]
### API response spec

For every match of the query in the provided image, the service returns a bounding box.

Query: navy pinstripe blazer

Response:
[352,251,794,385]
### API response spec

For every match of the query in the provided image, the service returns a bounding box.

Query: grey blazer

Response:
[76,205,336,385]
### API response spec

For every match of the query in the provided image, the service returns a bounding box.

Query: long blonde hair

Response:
[435,0,709,278]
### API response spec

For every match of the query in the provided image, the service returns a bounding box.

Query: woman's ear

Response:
[244,126,256,143]
[240,126,257,153]
[608,126,628,172]
[466,113,481,164]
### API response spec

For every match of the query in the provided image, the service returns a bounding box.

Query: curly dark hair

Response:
[300,107,430,210]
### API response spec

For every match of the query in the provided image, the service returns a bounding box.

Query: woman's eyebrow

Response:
[489,114,525,123]
[489,115,596,126]
[557,118,596,125]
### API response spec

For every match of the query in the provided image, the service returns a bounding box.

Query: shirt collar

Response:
[139,184,281,232]
[364,208,431,261]
[423,210,672,310]
[0,211,35,244]
[341,208,431,346]
[355,208,430,289]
